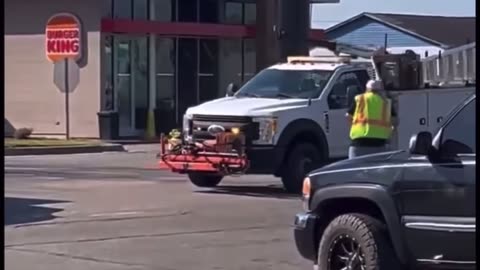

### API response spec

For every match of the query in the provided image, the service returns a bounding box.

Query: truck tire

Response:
[281,142,322,193]
[317,213,401,270]
[188,173,223,187]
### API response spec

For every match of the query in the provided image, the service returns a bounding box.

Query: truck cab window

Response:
[440,98,476,155]
[235,69,332,99]
[353,70,370,91]
[328,72,362,109]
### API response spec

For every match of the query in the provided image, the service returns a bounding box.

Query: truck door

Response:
[399,98,476,268]
[325,71,365,157]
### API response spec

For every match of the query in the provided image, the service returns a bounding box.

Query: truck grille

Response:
[191,114,258,142]
[192,114,252,123]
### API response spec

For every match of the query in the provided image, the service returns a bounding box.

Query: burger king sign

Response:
[45,13,83,63]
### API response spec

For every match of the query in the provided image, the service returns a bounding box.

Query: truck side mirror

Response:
[409,131,432,155]
[346,85,360,107]
[226,83,239,97]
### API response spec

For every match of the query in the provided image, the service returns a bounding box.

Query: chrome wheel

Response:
[327,234,366,270]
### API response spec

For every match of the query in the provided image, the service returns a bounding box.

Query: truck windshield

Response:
[235,69,333,99]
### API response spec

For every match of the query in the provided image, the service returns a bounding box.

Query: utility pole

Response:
[256,0,310,71]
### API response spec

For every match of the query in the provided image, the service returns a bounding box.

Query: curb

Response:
[104,140,159,145]
[4,144,125,156]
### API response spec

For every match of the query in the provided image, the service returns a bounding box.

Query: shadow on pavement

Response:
[195,185,300,200]
[4,197,69,226]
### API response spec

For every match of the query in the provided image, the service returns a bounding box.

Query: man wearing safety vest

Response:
[347,80,397,159]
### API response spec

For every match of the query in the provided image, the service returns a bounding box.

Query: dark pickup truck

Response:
[293,94,475,270]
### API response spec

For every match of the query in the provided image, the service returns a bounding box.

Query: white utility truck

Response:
[158,42,475,193]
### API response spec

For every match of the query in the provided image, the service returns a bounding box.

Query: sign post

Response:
[45,13,83,140]
[65,59,70,139]
[53,58,80,139]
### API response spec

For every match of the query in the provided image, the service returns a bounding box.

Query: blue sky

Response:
[311,0,476,29]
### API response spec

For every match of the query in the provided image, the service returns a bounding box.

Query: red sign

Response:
[45,13,82,63]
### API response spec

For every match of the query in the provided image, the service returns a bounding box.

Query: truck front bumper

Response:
[293,212,318,261]
[245,146,285,174]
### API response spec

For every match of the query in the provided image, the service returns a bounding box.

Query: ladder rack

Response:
[422,42,476,86]
[287,55,352,64]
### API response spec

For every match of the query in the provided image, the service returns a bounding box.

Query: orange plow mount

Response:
[157,132,249,175]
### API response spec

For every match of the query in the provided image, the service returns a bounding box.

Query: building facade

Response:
[5,0,334,139]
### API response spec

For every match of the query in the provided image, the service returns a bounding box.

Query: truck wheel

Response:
[281,143,322,193]
[318,214,401,270]
[188,173,223,187]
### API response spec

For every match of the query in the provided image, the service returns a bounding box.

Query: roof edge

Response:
[325,12,367,32]
[325,12,447,48]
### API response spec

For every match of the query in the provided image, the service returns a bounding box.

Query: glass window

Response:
[156,76,175,109]
[116,40,131,74]
[218,39,242,96]
[328,72,362,109]
[113,0,132,19]
[156,74,177,134]
[224,2,242,24]
[199,76,218,103]
[155,37,176,108]
[117,76,132,127]
[178,0,197,22]
[244,3,256,25]
[440,98,476,155]
[353,70,370,92]
[199,39,219,103]
[133,0,148,19]
[104,36,114,110]
[177,38,198,116]
[200,0,219,23]
[132,37,149,129]
[103,0,113,18]
[114,38,132,127]
[153,0,176,21]
[236,69,333,99]
[155,37,176,132]
[156,38,175,74]
[243,39,256,82]
[199,40,218,74]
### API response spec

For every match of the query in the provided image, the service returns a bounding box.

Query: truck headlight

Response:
[253,117,277,145]
[183,114,192,141]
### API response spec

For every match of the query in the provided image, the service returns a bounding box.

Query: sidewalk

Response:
[5,142,125,156]
[104,139,160,145]
[122,143,160,153]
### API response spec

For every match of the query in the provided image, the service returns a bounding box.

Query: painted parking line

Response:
[89,211,143,218]
[39,177,66,180]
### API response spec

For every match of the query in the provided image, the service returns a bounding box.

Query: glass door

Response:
[113,36,148,137]
[132,37,149,132]
[177,38,198,119]
[155,37,177,134]
[198,39,219,103]
[113,36,133,137]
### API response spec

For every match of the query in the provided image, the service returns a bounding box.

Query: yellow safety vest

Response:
[350,92,392,140]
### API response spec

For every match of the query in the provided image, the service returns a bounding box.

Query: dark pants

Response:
[348,145,387,159]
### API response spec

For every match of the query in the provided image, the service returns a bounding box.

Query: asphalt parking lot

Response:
[5,147,312,270]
